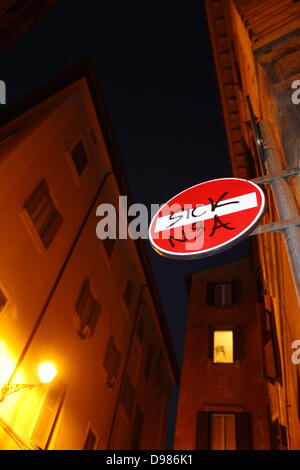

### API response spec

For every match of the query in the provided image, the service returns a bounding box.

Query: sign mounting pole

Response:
[246,95,300,306]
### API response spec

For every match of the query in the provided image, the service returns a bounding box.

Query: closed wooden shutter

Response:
[31,381,66,449]
[206,283,215,305]
[233,325,245,361]
[236,412,252,450]
[196,411,210,450]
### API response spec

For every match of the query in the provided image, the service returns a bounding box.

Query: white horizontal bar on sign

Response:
[154,192,258,233]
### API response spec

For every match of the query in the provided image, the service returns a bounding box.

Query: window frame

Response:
[22,179,63,251]
[83,425,98,450]
[75,279,101,340]
[102,335,121,388]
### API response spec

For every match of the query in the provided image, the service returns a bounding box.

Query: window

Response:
[214,283,232,306]
[130,405,144,449]
[269,419,288,450]
[31,380,66,450]
[206,281,237,306]
[213,330,233,363]
[75,280,101,339]
[121,375,135,418]
[0,288,7,313]
[71,140,89,176]
[24,180,63,249]
[136,318,144,342]
[103,336,121,387]
[211,413,236,450]
[262,308,281,381]
[123,279,133,309]
[196,411,252,450]
[144,346,153,381]
[83,427,97,450]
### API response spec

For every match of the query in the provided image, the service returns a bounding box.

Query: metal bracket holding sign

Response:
[249,167,300,234]
[246,95,300,305]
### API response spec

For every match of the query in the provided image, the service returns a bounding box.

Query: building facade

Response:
[175,258,271,450]
[0,60,179,450]
[204,0,300,449]
[0,0,60,52]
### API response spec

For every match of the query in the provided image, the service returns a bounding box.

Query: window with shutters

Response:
[24,180,63,249]
[214,283,232,306]
[269,419,288,450]
[70,140,89,176]
[213,330,233,363]
[261,308,281,382]
[83,427,97,450]
[75,280,101,339]
[196,411,252,450]
[123,279,133,309]
[130,404,144,449]
[31,380,66,450]
[121,375,135,418]
[103,336,121,387]
[211,413,236,450]
[206,281,236,306]
[209,326,244,363]
[0,288,7,314]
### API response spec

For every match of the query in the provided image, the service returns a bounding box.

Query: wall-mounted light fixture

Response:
[0,362,57,403]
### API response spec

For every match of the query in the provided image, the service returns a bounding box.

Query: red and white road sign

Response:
[149,178,265,259]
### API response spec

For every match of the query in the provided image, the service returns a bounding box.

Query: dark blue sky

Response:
[1,0,249,446]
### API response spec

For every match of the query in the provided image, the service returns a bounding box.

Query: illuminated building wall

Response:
[0,60,179,450]
[204,0,300,449]
[174,257,270,450]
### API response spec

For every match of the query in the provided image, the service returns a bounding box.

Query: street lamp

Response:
[0,361,57,402]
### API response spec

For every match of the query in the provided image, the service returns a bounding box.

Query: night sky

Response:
[1,0,249,446]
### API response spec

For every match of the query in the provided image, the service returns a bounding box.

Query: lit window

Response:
[211,413,236,450]
[75,280,101,339]
[214,283,232,306]
[24,180,63,249]
[71,140,89,176]
[213,330,233,363]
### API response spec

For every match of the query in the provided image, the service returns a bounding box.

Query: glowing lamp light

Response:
[38,362,57,384]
